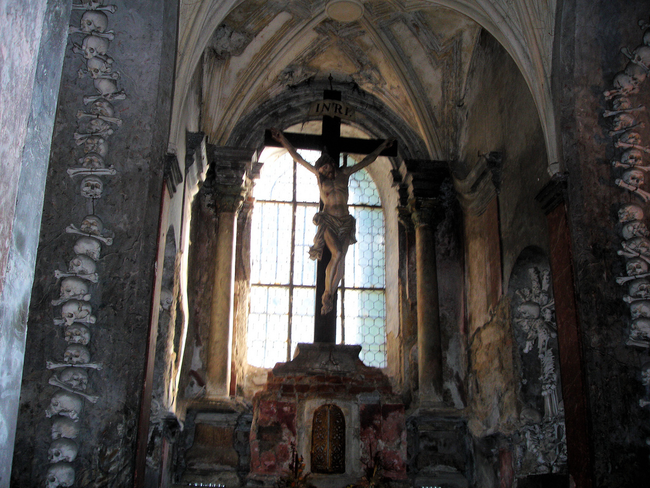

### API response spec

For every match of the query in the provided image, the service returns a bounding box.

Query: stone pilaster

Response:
[204,147,257,398]
[410,198,445,406]
[535,174,593,488]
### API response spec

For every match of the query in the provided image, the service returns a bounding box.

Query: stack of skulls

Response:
[608,19,650,412]
[44,1,124,486]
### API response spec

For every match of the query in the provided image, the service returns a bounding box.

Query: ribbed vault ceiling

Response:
[174,0,556,164]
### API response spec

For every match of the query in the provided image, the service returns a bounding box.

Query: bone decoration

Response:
[45,463,75,488]
[609,19,650,415]
[45,391,84,420]
[55,300,96,327]
[65,324,90,346]
[80,175,104,199]
[49,375,99,403]
[51,277,92,306]
[69,10,115,39]
[48,438,79,463]
[71,0,117,13]
[513,266,566,474]
[44,3,120,483]
[51,417,80,440]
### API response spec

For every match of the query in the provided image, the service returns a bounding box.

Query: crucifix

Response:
[264,89,397,344]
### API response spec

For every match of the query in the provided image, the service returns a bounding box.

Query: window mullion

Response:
[287,160,298,362]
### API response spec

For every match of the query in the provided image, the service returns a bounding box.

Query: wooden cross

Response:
[264,90,397,344]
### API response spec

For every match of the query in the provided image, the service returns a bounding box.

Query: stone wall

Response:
[11,1,177,485]
[556,0,650,484]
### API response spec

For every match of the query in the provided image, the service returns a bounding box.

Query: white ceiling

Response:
[172,0,557,165]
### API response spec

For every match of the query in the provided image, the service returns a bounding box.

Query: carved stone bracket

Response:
[186,131,206,174]
[453,156,498,216]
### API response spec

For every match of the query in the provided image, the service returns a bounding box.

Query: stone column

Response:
[204,147,258,398]
[536,175,593,488]
[206,191,245,397]
[410,199,444,405]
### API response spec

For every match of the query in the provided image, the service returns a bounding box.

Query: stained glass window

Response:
[247,149,386,368]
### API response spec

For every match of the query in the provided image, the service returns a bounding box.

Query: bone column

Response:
[410,199,444,404]
[205,147,256,398]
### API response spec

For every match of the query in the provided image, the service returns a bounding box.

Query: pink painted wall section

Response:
[250,400,296,475]
[359,404,407,480]
[0,0,47,296]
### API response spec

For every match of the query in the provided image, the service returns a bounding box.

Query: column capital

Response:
[204,145,259,214]
[408,198,445,229]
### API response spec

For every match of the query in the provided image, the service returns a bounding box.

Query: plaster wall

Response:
[0,0,69,483]
[460,29,550,293]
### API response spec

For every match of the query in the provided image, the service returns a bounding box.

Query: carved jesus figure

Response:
[271,128,395,314]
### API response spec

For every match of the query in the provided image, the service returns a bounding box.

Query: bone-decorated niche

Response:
[508,247,567,477]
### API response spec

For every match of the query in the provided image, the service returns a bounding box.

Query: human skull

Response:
[68,254,97,276]
[80,10,108,34]
[90,99,114,117]
[160,288,173,311]
[45,391,83,420]
[622,221,649,240]
[613,96,632,111]
[642,361,650,386]
[60,300,93,326]
[632,45,650,68]
[80,176,103,199]
[93,78,120,97]
[612,72,637,95]
[59,277,90,301]
[86,118,111,135]
[621,149,644,166]
[631,318,650,341]
[45,463,75,488]
[81,35,109,59]
[79,151,105,169]
[64,324,91,346]
[626,257,649,276]
[613,113,638,132]
[51,417,80,440]
[83,135,108,158]
[630,300,650,320]
[622,169,645,188]
[619,203,645,222]
[64,344,91,365]
[86,55,112,80]
[625,62,647,86]
[626,237,650,256]
[74,237,101,261]
[518,301,540,319]
[80,215,104,235]
[59,367,89,391]
[629,278,650,299]
[48,438,79,463]
[619,131,643,146]
[520,407,542,425]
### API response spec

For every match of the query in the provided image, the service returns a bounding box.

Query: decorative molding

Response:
[453,156,497,216]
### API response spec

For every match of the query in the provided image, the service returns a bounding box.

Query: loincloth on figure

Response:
[309,212,357,261]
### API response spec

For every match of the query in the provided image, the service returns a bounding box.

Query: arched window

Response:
[247,149,387,368]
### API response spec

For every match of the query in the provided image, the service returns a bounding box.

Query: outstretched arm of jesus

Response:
[270,128,318,176]
[344,137,396,175]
